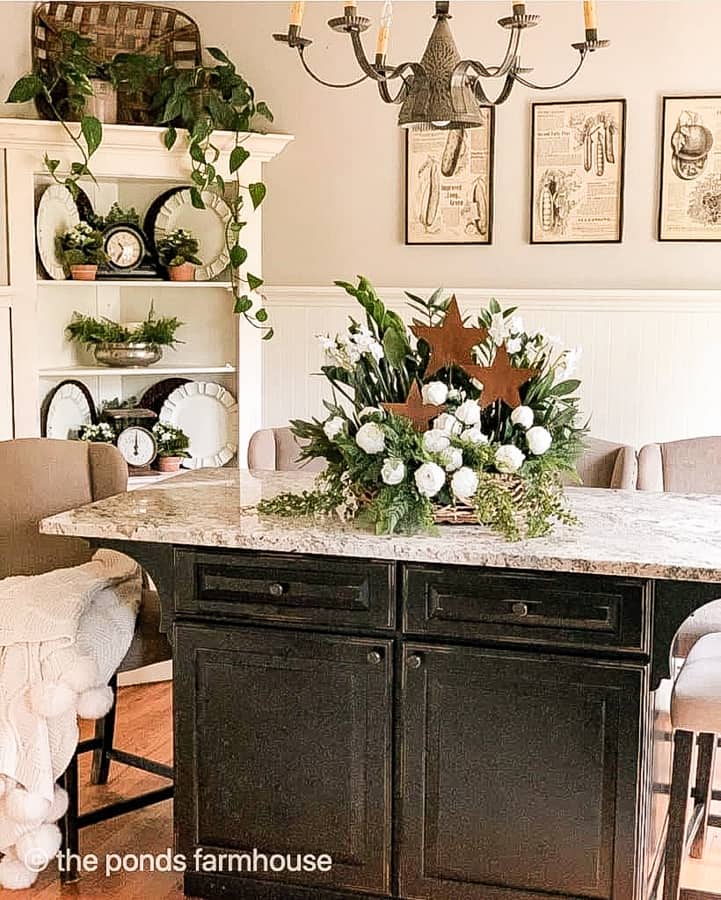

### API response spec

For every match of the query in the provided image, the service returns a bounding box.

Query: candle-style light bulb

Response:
[376,0,393,57]
[583,0,598,33]
[289,0,305,28]
[345,0,358,8]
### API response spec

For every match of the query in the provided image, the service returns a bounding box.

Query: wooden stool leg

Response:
[59,754,79,884]
[690,732,717,859]
[664,729,695,900]
[90,674,117,785]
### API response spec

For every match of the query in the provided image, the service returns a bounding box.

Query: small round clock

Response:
[116,425,157,469]
[103,224,148,273]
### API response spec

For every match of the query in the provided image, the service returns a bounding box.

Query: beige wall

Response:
[2,1,721,290]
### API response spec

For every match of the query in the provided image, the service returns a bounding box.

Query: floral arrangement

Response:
[156,229,203,269]
[58,222,107,268]
[78,422,115,443]
[152,423,190,458]
[259,277,586,540]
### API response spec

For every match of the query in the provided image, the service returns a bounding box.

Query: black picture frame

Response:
[658,95,721,242]
[405,109,496,246]
[530,98,627,245]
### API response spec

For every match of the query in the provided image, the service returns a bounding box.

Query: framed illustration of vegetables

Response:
[405,109,495,245]
[530,99,626,244]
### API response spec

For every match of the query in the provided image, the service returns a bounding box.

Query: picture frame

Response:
[405,109,495,246]
[530,99,626,245]
[658,95,721,241]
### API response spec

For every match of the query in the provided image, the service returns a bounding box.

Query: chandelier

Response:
[273,1,609,129]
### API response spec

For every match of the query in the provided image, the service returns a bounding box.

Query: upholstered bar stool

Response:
[248,426,326,471]
[575,436,637,489]
[663,632,721,900]
[639,437,721,657]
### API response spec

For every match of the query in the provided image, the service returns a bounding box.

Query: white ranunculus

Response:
[323,416,345,440]
[422,381,448,406]
[433,412,462,436]
[414,462,446,498]
[358,406,385,420]
[451,466,479,500]
[455,399,481,426]
[510,405,534,429]
[488,312,509,346]
[356,422,386,454]
[447,388,461,402]
[506,337,522,354]
[381,458,406,485]
[496,444,525,473]
[463,427,489,445]
[526,425,552,456]
[423,429,450,453]
[508,315,524,335]
[441,447,463,472]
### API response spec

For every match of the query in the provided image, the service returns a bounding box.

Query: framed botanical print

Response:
[530,99,626,244]
[659,95,721,241]
[405,109,495,245]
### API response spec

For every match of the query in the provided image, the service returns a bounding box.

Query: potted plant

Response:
[152,423,190,471]
[65,303,184,367]
[156,229,203,281]
[59,222,107,280]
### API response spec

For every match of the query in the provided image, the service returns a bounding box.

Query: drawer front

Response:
[175,550,395,629]
[403,564,650,653]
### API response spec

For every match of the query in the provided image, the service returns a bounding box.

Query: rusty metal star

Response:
[382,382,439,432]
[467,345,537,409]
[411,296,487,376]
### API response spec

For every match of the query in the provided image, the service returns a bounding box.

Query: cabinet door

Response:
[399,643,644,900]
[174,623,393,895]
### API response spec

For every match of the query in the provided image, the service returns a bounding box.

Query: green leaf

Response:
[80,116,102,157]
[262,327,274,341]
[234,294,252,314]
[163,126,177,150]
[215,174,225,195]
[190,169,206,187]
[230,245,248,268]
[190,187,205,209]
[44,155,60,175]
[549,379,581,397]
[189,141,205,163]
[383,326,408,368]
[255,101,273,122]
[255,308,268,323]
[207,47,232,64]
[7,74,43,103]
[230,146,250,173]
[247,272,263,291]
[248,182,266,210]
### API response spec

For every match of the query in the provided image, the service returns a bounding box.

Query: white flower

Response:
[381,458,405,485]
[433,412,462,436]
[441,446,463,472]
[496,444,525,473]
[422,381,448,406]
[447,388,461,402]
[350,326,384,362]
[558,346,582,378]
[510,405,534,429]
[414,462,446,498]
[423,429,450,453]
[526,425,552,456]
[506,337,522,354]
[317,334,336,353]
[323,416,345,440]
[358,406,385,420]
[455,399,481,426]
[462,427,488,445]
[488,312,510,346]
[451,467,479,500]
[509,315,524,335]
[356,422,385,454]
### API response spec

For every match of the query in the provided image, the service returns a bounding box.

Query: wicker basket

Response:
[31,1,202,125]
[433,473,526,526]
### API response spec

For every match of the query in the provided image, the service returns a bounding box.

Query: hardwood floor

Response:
[5,681,720,898]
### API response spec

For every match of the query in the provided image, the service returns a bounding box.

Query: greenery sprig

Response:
[66,303,183,349]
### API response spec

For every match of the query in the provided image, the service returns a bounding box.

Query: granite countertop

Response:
[39,468,721,583]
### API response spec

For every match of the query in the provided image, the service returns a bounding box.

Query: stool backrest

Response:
[637,436,721,493]
[574,436,637,489]
[247,427,325,473]
[0,438,127,578]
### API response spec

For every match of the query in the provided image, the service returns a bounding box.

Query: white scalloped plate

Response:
[159,381,238,468]
[36,185,80,280]
[44,382,94,439]
[154,189,231,281]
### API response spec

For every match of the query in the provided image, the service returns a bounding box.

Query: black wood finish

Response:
[174,623,393,896]
[652,580,721,688]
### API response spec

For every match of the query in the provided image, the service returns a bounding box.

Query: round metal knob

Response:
[407,655,422,670]
[367,651,383,665]
[268,582,286,597]
[511,601,529,617]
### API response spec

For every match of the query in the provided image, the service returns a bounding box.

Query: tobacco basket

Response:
[32,1,202,125]
[433,473,526,526]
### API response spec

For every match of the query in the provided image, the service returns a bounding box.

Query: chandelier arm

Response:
[349,30,419,85]
[511,50,588,91]
[469,71,516,107]
[454,29,521,82]
[297,47,370,89]
[378,75,411,105]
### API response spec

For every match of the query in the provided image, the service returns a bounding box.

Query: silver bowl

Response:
[93,343,163,368]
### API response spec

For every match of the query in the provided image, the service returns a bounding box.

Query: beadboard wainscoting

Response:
[262,287,721,452]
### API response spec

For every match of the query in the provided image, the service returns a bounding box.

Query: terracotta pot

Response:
[70,264,98,281]
[86,80,118,124]
[167,263,195,282]
[157,456,182,473]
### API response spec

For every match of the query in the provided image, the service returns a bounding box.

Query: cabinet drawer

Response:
[175,550,395,629]
[403,564,650,653]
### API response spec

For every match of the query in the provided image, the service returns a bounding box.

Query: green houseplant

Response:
[156,229,203,282]
[66,303,183,367]
[58,222,107,280]
[152,422,191,472]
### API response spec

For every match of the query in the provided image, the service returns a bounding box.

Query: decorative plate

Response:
[36,185,80,280]
[159,381,238,468]
[154,189,231,281]
[143,186,185,255]
[138,377,191,416]
[41,379,96,439]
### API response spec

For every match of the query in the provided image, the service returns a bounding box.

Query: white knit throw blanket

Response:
[0,550,141,889]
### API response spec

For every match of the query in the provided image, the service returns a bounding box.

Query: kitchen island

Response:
[40,469,721,900]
